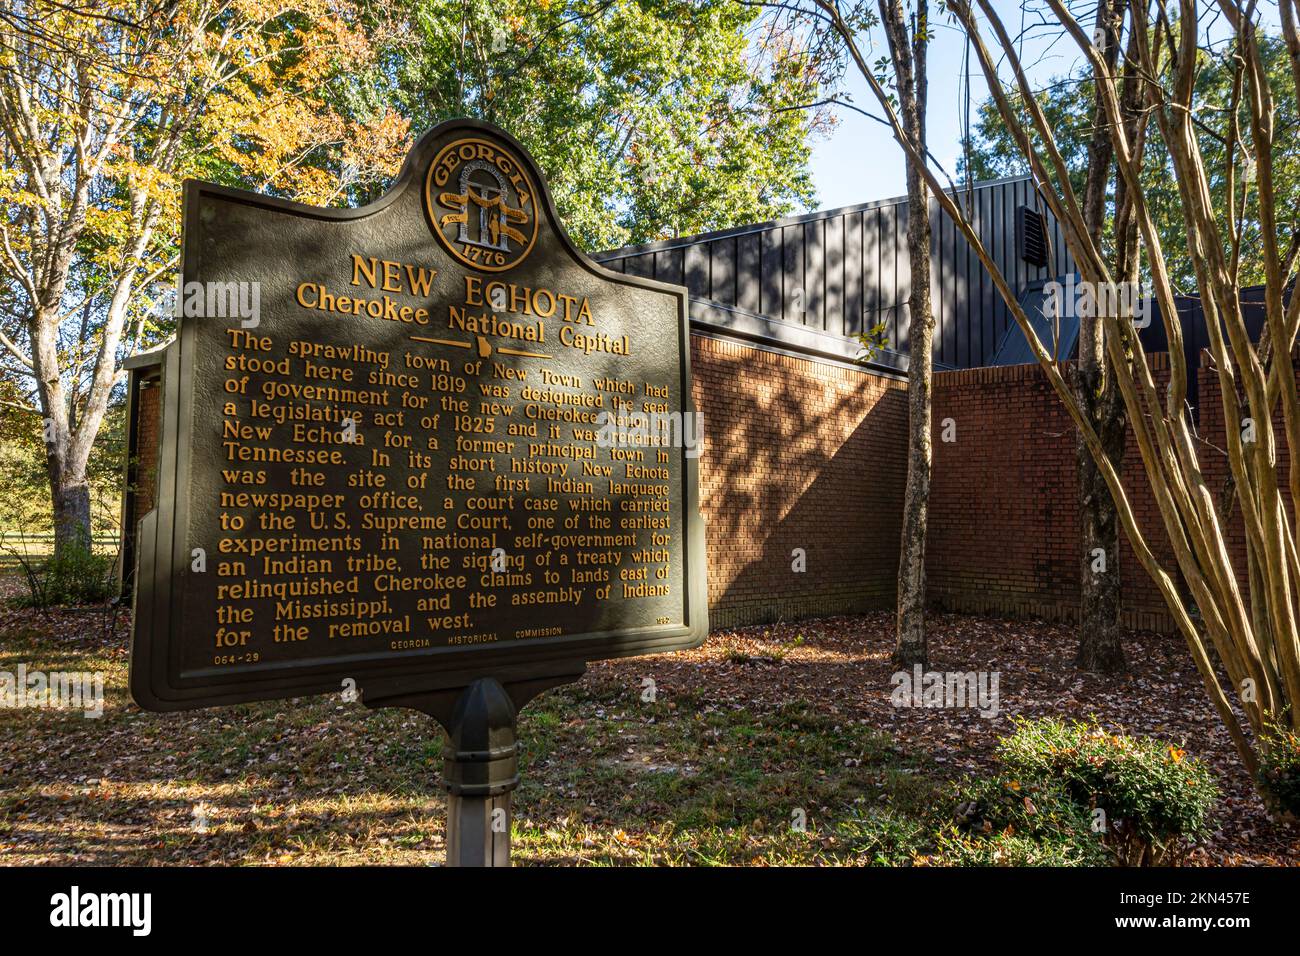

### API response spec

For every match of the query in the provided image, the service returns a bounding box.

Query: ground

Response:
[0,596,1296,866]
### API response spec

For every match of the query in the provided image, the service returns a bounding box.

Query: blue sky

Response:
[808,1,1283,210]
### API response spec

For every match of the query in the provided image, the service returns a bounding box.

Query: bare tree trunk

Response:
[1073,0,1127,673]
[1073,365,1127,671]
[28,290,91,554]
[880,0,933,668]
[51,473,92,552]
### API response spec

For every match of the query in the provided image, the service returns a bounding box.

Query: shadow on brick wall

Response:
[690,335,909,629]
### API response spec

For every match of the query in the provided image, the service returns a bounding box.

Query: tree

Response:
[0,1,408,551]
[964,17,1299,675]
[375,0,826,250]
[959,5,1300,677]
[824,0,1300,801]
[961,26,1300,293]
[1069,0,1137,673]
[874,0,935,669]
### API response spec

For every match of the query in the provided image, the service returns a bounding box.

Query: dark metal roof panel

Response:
[595,175,1072,373]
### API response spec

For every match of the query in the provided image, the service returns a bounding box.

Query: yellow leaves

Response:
[0,180,45,215]
[2,0,406,333]
[340,109,411,179]
[1168,746,1186,763]
[84,207,133,246]
[284,168,338,208]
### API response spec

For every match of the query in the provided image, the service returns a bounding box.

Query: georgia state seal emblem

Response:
[425,137,539,272]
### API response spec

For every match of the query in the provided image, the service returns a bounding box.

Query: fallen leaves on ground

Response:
[0,592,1296,865]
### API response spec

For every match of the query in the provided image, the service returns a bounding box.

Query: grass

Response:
[0,532,119,571]
[510,682,940,864]
[0,615,951,866]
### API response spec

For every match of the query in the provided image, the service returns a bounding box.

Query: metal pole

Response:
[441,676,519,867]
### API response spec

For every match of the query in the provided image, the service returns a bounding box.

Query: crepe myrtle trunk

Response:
[896,194,933,669]
[1073,366,1127,672]
[880,0,932,670]
[1072,0,1128,674]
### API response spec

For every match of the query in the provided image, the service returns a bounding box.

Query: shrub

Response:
[1258,728,1300,819]
[997,717,1218,866]
[11,534,117,608]
[935,775,1109,867]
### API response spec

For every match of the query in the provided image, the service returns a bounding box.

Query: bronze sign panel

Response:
[129,119,707,711]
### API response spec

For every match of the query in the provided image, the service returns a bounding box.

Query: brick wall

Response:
[134,380,160,517]
[691,334,909,627]
[928,355,1186,633]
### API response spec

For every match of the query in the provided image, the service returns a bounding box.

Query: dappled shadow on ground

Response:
[0,602,1296,865]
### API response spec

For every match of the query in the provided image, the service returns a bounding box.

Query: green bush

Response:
[12,535,117,608]
[1258,728,1300,819]
[997,717,1218,865]
[936,776,1109,867]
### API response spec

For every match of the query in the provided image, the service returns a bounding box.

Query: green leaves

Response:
[371,0,821,249]
[1257,726,1300,817]
[997,717,1218,865]
[962,31,1299,290]
[854,320,890,363]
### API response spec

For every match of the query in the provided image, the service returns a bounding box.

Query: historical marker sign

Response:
[129,120,707,712]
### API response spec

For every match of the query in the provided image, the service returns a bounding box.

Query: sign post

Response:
[361,665,585,866]
[127,119,707,866]
[441,677,518,868]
